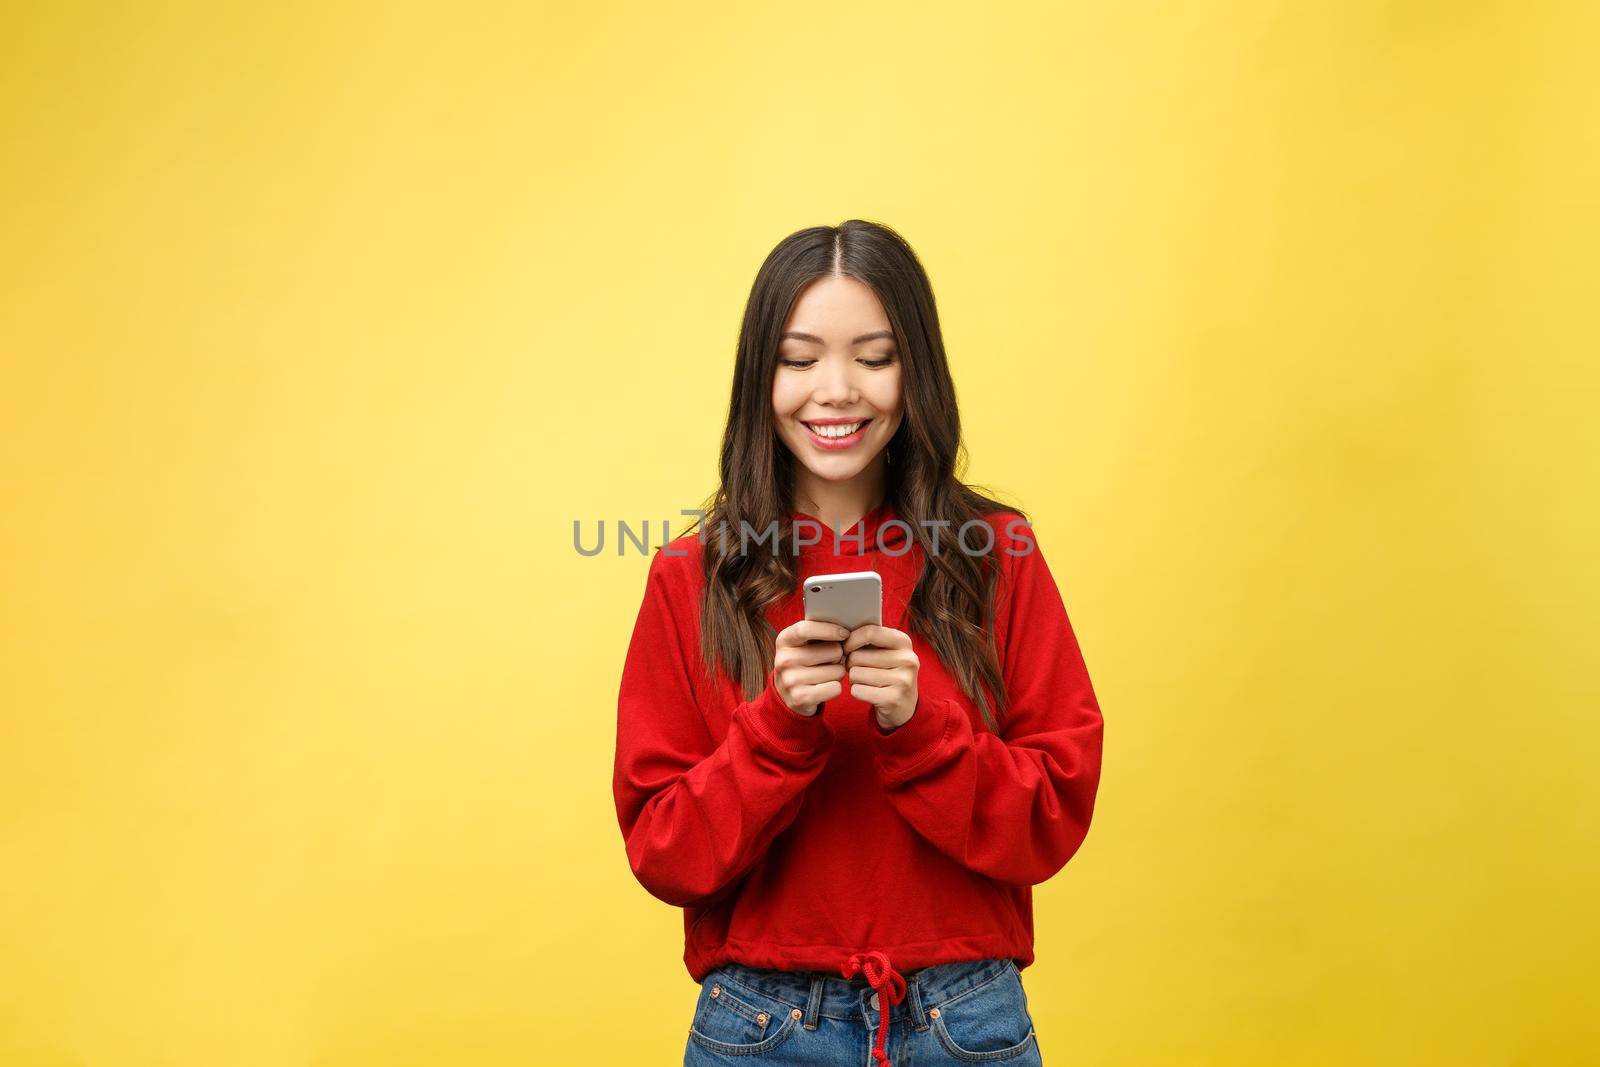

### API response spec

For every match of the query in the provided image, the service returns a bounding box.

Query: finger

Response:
[850,682,894,705]
[847,664,901,686]
[842,646,905,669]
[779,619,852,648]
[797,680,843,706]
[784,663,848,688]
[844,624,910,654]
[781,641,845,667]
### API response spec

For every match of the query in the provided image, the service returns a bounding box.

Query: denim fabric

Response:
[683,957,1042,1065]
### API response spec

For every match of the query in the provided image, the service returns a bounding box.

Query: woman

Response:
[612,219,1105,1066]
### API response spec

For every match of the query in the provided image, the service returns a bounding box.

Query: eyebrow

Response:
[780,330,896,346]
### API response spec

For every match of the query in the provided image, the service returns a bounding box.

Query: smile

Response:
[802,419,872,449]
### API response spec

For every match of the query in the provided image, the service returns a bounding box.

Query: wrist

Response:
[874,700,915,733]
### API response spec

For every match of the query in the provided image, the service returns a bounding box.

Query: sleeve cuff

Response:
[740,676,835,759]
[870,694,962,782]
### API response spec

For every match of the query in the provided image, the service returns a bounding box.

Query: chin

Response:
[802,453,880,479]
[782,427,888,479]
[808,465,868,482]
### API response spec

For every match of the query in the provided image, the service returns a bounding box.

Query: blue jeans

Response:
[683,957,1043,1065]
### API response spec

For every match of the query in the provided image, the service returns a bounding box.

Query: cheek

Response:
[771,376,803,418]
[868,371,903,417]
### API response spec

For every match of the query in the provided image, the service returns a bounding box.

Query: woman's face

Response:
[771,275,904,488]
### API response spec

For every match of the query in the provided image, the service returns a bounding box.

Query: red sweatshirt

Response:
[612,500,1104,990]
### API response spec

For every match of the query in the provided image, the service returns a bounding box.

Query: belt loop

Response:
[804,974,824,1031]
[906,968,930,1032]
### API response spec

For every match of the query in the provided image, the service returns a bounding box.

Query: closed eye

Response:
[780,355,897,369]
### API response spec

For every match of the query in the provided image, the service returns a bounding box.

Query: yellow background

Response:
[2,3,1596,1064]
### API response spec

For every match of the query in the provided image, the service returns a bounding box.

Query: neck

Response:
[792,464,887,532]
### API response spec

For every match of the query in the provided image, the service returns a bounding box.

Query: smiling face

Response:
[772,275,904,500]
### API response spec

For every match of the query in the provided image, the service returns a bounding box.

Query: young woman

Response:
[613,220,1105,1066]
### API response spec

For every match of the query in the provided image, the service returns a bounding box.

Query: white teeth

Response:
[807,421,864,438]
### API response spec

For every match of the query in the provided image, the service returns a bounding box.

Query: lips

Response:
[802,418,872,449]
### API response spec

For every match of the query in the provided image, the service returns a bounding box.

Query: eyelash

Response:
[781,356,896,369]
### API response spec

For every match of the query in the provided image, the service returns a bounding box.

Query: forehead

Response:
[782,276,891,340]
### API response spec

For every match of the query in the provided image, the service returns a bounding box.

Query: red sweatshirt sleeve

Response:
[613,547,837,908]
[866,522,1104,887]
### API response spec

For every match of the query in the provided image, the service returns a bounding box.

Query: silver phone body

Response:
[802,570,882,631]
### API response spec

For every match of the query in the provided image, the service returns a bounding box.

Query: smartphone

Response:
[802,570,882,631]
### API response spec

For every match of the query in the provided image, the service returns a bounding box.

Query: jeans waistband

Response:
[706,957,1015,1026]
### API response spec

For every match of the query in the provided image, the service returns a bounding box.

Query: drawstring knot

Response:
[841,950,906,1067]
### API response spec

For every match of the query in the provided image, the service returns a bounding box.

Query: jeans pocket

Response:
[688,970,804,1057]
[929,961,1038,1063]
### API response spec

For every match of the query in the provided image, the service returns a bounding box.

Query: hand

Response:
[772,619,850,716]
[843,624,920,730]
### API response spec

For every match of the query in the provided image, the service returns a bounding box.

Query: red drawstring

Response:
[841,950,907,1067]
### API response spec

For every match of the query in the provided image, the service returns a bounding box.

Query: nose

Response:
[812,356,858,405]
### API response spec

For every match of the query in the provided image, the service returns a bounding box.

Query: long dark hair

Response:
[685,219,1026,734]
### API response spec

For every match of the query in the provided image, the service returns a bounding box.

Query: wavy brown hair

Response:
[683,219,1027,734]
